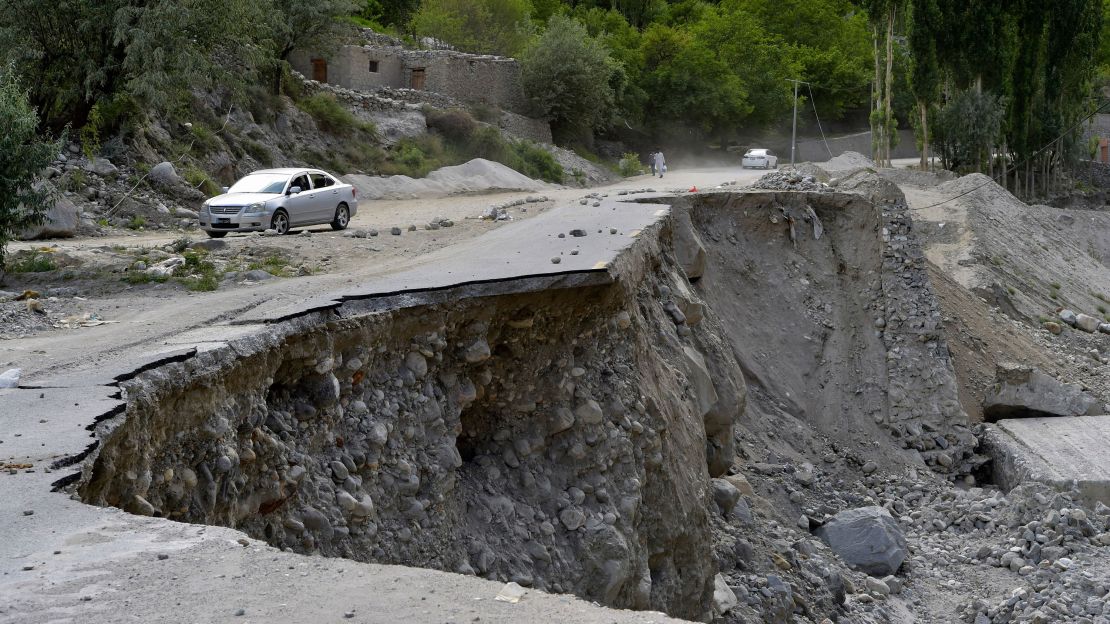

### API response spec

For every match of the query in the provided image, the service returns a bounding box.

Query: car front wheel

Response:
[271,210,290,235]
[331,203,350,231]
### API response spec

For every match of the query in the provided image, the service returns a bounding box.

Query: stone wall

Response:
[291,43,530,115]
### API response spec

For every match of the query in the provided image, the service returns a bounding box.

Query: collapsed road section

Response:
[9,183,1104,623]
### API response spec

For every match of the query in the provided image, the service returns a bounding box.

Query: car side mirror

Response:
[288,186,302,195]
[221,186,229,193]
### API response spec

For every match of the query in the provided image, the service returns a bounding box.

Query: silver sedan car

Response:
[199,168,358,238]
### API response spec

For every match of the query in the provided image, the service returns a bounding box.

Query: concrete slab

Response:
[984,416,1110,506]
[238,198,670,322]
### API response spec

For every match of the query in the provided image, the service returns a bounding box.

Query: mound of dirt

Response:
[905,172,1110,326]
[345,158,549,200]
[822,151,875,172]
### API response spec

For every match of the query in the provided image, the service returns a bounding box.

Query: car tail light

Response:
[352,187,357,198]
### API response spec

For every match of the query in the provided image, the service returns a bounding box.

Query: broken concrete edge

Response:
[980,422,1101,506]
[30,205,670,496]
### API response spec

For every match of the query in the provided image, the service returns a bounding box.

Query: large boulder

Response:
[83,157,118,177]
[1075,313,1102,333]
[148,161,181,188]
[983,362,1101,421]
[815,506,907,577]
[19,197,80,239]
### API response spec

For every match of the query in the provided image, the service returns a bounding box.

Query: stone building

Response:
[290,32,530,116]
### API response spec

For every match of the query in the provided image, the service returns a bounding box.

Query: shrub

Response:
[127,215,147,230]
[9,251,56,273]
[297,93,377,137]
[426,108,479,143]
[618,152,641,177]
[0,70,62,269]
[511,140,563,183]
[182,165,221,197]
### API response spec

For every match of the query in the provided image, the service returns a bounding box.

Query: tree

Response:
[358,0,422,27]
[0,69,63,269]
[265,0,359,94]
[521,14,617,143]
[411,0,534,56]
[859,0,905,166]
[909,0,940,169]
[729,0,872,120]
[931,88,1004,172]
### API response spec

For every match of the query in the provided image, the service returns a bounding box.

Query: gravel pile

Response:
[749,170,830,192]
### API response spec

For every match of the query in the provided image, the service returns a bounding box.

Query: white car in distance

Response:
[742,148,779,169]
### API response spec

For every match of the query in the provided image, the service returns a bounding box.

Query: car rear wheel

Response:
[271,210,290,235]
[330,203,350,231]
[205,230,227,239]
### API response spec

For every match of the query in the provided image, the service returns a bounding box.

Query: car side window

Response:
[310,173,331,188]
[290,175,310,192]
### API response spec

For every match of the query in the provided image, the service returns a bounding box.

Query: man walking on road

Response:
[654,150,666,179]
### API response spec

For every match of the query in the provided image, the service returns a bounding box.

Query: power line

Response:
[806,82,833,159]
[915,99,1110,211]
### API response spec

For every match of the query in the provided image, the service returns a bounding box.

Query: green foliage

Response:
[618,152,642,177]
[183,166,222,198]
[127,215,148,230]
[174,250,219,291]
[510,139,563,182]
[297,93,379,137]
[932,89,1005,172]
[9,251,57,273]
[522,15,618,141]
[412,0,534,56]
[0,69,63,269]
[358,0,421,28]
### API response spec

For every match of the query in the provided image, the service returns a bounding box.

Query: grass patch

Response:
[124,272,168,285]
[188,123,222,154]
[297,93,378,137]
[9,252,57,273]
[1099,305,1107,314]
[170,237,191,253]
[126,215,147,230]
[183,165,221,198]
[1050,281,1061,290]
[246,254,294,276]
[173,250,219,292]
[64,169,87,192]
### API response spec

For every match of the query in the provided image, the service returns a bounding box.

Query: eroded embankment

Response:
[76,216,745,621]
[72,189,982,623]
[672,190,980,474]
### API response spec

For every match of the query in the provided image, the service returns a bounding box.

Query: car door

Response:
[310,173,338,222]
[284,173,315,226]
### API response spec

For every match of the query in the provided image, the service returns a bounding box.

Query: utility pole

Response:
[786,79,808,166]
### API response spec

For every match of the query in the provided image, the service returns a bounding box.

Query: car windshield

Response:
[227,173,289,194]
[746,150,766,156]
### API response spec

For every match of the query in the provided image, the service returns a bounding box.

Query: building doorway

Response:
[410,68,426,90]
[311,58,328,83]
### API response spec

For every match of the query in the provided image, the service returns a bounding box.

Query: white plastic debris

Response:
[0,368,21,388]
[494,582,526,604]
